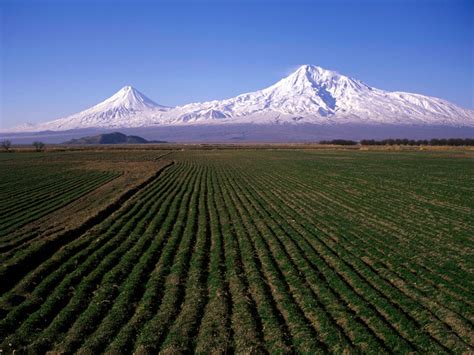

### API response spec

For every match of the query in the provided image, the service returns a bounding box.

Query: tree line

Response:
[319,138,474,146]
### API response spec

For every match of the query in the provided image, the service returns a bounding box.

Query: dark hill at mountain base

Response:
[63,132,166,144]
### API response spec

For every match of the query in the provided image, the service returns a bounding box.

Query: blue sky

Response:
[1,0,473,127]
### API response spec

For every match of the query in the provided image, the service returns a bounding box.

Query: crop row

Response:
[1,149,472,353]
[0,162,189,349]
[0,171,120,239]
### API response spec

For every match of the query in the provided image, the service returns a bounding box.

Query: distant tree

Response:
[360,138,474,146]
[319,139,358,146]
[1,139,12,152]
[33,141,45,152]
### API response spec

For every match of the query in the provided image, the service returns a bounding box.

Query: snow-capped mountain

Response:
[165,65,474,126]
[31,86,169,131]
[7,65,474,131]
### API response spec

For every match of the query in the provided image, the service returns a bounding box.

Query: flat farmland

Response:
[0,148,473,353]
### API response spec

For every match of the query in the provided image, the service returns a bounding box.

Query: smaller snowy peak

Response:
[96,85,168,111]
[22,86,171,131]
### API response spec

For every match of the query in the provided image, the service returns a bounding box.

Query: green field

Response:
[1,148,473,353]
[0,155,120,239]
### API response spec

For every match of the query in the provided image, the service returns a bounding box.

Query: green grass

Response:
[0,154,120,238]
[0,149,473,353]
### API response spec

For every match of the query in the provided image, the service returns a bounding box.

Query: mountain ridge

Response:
[6,65,474,132]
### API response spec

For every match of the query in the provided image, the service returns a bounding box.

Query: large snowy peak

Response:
[250,64,371,115]
[171,65,362,120]
[167,65,474,125]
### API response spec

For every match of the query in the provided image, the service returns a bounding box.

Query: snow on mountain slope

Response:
[33,86,169,131]
[162,65,474,126]
[172,65,369,120]
[7,65,474,131]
